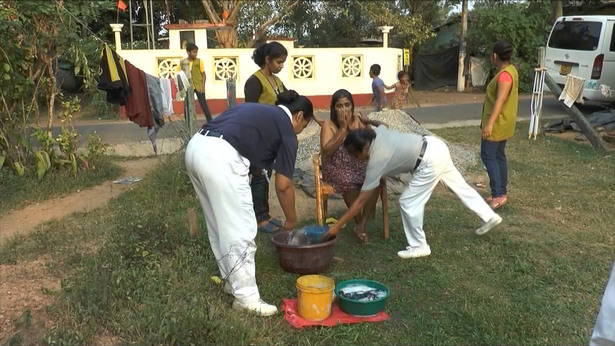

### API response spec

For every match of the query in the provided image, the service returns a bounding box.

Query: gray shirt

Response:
[361,126,423,191]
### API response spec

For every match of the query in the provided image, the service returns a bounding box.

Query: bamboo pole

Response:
[543,72,608,151]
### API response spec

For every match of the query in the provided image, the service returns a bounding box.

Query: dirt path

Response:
[0,158,160,243]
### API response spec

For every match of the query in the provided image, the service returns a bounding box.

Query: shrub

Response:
[468,0,552,92]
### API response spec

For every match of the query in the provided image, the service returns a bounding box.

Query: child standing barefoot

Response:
[390,71,420,110]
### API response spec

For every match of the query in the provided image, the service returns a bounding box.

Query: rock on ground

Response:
[295,109,479,195]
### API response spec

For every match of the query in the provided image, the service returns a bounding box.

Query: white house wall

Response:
[117,46,403,101]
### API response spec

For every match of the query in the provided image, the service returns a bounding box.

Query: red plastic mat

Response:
[282,298,390,329]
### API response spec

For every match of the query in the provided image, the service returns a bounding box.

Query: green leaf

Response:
[2,63,9,73]
[13,162,24,176]
[0,155,5,169]
[43,151,51,170]
[3,74,10,81]
[70,153,77,177]
[36,151,47,180]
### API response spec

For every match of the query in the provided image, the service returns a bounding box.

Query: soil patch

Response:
[0,257,59,343]
[0,158,160,243]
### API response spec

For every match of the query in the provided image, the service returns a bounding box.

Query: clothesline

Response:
[98,43,195,154]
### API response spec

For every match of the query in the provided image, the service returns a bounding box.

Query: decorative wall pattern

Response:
[341,55,362,78]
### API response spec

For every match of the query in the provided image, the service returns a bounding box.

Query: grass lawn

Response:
[1,125,614,345]
[0,157,123,215]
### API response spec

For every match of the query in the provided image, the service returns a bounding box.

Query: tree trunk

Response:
[164,0,172,23]
[47,92,56,137]
[215,28,237,48]
[552,0,563,22]
[45,60,58,136]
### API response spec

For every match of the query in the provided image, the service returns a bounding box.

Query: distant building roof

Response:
[359,37,383,45]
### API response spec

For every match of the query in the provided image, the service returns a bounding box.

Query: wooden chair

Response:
[312,153,389,239]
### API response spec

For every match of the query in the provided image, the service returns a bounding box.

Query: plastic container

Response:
[296,275,335,321]
[335,279,390,316]
[270,231,336,274]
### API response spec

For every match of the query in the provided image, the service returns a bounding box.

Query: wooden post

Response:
[312,154,324,226]
[543,72,608,151]
[457,0,468,92]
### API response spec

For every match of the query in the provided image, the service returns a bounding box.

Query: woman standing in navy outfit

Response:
[184,90,313,316]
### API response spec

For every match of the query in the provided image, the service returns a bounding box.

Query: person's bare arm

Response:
[384,83,396,90]
[482,78,512,138]
[275,174,297,230]
[313,116,325,127]
[326,189,377,238]
[379,85,388,108]
[320,117,348,162]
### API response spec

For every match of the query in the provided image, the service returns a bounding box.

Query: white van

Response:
[545,15,615,104]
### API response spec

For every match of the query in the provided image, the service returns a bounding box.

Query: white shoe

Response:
[232,299,278,316]
[397,245,431,259]
[223,281,232,295]
[475,215,502,235]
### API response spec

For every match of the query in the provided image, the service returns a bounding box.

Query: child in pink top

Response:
[388,71,421,110]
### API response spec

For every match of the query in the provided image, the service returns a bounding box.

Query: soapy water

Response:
[286,225,329,246]
[338,284,387,302]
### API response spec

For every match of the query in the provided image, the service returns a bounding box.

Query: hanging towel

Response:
[559,74,585,108]
[98,44,130,105]
[146,73,165,127]
[159,78,169,116]
[177,71,190,92]
[123,61,154,128]
[159,78,173,115]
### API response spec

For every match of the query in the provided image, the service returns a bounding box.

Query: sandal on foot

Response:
[325,217,346,229]
[491,195,508,209]
[258,221,281,233]
[269,219,283,227]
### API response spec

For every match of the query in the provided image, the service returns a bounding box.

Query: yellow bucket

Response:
[296,275,334,321]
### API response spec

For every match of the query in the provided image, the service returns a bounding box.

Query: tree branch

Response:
[201,0,221,23]
[248,0,300,47]
[228,0,241,22]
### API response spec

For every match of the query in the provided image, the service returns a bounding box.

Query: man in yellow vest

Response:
[183,43,212,122]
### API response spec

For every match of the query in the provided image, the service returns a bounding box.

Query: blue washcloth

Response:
[303,225,329,243]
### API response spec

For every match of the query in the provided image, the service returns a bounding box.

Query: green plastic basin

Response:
[335,279,390,316]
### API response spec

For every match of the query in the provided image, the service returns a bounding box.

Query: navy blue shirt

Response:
[201,103,297,178]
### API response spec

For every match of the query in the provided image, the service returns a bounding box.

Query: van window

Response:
[611,24,615,51]
[548,21,602,51]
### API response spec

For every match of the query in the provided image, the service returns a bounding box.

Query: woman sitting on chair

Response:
[319,89,385,242]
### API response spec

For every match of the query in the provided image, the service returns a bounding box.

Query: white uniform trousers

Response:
[185,133,260,303]
[590,262,615,346]
[400,136,497,248]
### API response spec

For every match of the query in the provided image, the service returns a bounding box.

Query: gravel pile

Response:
[295,109,479,195]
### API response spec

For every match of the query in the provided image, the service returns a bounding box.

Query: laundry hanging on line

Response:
[97,44,177,154]
[98,44,130,105]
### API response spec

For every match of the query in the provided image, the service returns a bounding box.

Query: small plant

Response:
[86,90,119,120]
[55,97,81,177]
[79,132,109,171]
